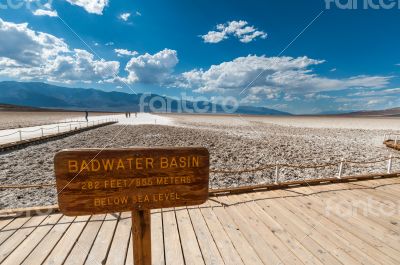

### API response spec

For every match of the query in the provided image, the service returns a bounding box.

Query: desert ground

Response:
[0,113,399,209]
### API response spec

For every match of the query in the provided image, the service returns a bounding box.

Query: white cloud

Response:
[334,96,396,110]
[136,11,142,16]
[32,9,58,17]
[178,55,391,97]
[105,42,114,46]
[366,99,385,105]
[31,2,58,17]
[114,49,138,57]
[66,0,108,15]
[122,49,179,84]
[119,13,131,21]
[241,94,261,104]
[305,93,334,100]
[349,88,400,97]
[0,18,119,84]
[201,31,227,44]
[201,20,267,44]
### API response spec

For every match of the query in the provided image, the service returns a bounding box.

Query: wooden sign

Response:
[54,147,209,216]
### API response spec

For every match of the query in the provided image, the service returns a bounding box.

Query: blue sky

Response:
[0,0,399,114]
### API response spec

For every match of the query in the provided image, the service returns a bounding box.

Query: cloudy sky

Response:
[0,0,399,114]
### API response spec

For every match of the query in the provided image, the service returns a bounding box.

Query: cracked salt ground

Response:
[1,117,399,209]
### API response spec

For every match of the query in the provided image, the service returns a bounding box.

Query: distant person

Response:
[85,111,88,122]
[135,112,137,118]
[125,112,128,118]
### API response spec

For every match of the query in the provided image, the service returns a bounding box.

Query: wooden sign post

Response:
[54,147,209,265]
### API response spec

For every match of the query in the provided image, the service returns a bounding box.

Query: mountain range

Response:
[0,81,291,115]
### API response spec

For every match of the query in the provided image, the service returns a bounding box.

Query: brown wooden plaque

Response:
[54,147,209,216]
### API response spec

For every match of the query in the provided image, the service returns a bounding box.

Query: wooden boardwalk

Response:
[1,177,400,264]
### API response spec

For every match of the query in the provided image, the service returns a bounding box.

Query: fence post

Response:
[70,124,72,131]
[396,136,398,145]
[57,126,60,133]
[387,155,393,174]
[41,128,44,137]
[19,130,22,141]
[338,158,344,179]
[274,163,279,184]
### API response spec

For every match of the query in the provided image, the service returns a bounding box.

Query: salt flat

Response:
[164,114,400,130]
[0,113,399,209]
[117,113,173,126]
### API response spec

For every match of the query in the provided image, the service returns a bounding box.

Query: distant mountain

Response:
[0,103,44,111]
[345,107,400,117]
[315,108,400,116]
[0,81,291,115]
[316,110,358,115]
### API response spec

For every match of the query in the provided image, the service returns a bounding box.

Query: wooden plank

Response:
[295,189,400,264]
[85,213,120,265]
[55,147,210,215]
[187,206,225,265]
[226,195,304,265]
[0,218,14,231]
[306,184,400,247]
[175,206,205,265]
[0,205,58,218]
[150,209,165,265]
[0,216,31,245]
[208,199,265,265]
[21,215,76,265]
[218,196,289,265]
[328,185,400,233]
[249,191,344,265]
[295,186,400,262]
[240,193,325,265]
[351,179,400,198]
[43,215,91,265]
[0,214,47,263]
[64,214,106,265]
[327,180,400,204]
[198,202,244,265]
[1,214,63,265]
[105,211,132,265]
[265,192,364,265]
[272,190,394,265]
[162,207,185,265]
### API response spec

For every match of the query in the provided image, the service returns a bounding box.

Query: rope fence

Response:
[1,117,114,131]
[1,156,399,190]
[0,118,119,142]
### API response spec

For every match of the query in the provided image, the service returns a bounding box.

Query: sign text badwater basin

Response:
[55,147,209,216]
